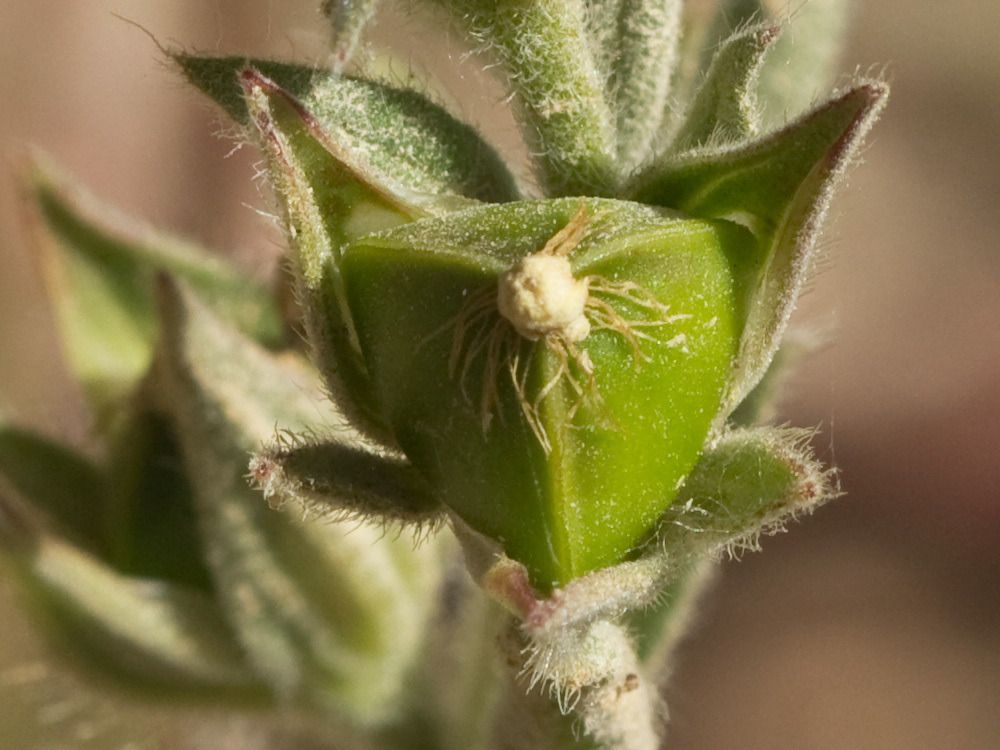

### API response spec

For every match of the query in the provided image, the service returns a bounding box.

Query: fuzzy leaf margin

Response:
[632,82,889,423]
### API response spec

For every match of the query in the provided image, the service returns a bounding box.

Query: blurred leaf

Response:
[670,22,780,151]
[0,486,261,698]
[151,276,442,723]
[0,427,105,553]
[103,406,214,590]
[25,158,283,427]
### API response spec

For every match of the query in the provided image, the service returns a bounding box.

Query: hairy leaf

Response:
[632,83,888,421]
[152,276,441,722]
[25,158,282,426]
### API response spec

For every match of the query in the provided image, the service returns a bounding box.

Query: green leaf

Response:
[340,198,752,589]
[239,68,421,441]
[631,82,888,421]
[102,406,214,590]
[174,52,519,205]
[587,0,684,168]
[0,427,105,554]
[691,0,850,128]
[0,488,261,697]
[25,158,283,426]
[657,425,837,559]
[670,22,780,151]
[251,434,444,529]
[152,276,442,723]
[425,0,616,196]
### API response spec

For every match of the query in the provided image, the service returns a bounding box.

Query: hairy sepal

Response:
[151,276,442,724]
[22,157,282,429]
[340,198,749,589]
[240,68,417,445]
[632,82,889,423]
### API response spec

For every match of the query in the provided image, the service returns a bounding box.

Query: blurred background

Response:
[0,1,997,748]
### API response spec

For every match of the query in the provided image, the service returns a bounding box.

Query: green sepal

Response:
[670,22,780,151]
[24,158,283,427]
[657,425,836,560]
[340,198,752,589]
[631,83,888,421]
[251,435,445,529]
[174,52,518,206]
[239,68,400,440]
[0,426,105,554]
[0,490,261,698]
[151,276,442,724]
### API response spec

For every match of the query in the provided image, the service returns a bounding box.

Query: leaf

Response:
[587,0,684,168]
[250,434,444,529]
[424,0,617,196]
[670,22,780,151]
[631,82,888,422]
[24,158,283,426]
[174,52,519,205]
[151,276,442,723]
[689,0,850,128]
[0,486,261,697]
[101,407,214,590]
[0,427,105,554]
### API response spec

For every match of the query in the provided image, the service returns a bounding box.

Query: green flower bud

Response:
[339,197,755,589]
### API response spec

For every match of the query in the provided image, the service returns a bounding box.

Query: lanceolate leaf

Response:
[632,83,888,421]
[589,0,684,168]
[0,487,261,697]
[151,277,441,723]
[0,427,105,554]
[25,159,283,426]
[101,406,214,590]
[425,0,617,196]
[670,22,780,151]
[693,0,850,127]
[239,69,406,439]
[174,52,519,205]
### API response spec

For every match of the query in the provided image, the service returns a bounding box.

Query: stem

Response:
[496,617,660,750]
